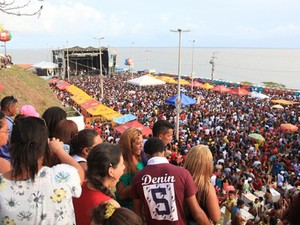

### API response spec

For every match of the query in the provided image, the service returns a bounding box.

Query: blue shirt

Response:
[0,116,13,160]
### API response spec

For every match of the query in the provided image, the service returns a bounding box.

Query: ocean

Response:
[7,47,300,90]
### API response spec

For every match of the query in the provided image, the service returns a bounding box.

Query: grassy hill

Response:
[0,65,62,115]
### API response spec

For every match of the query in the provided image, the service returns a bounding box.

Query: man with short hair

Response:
[0,96,18,160]
[132,137,211,225]
[231,199,245,221]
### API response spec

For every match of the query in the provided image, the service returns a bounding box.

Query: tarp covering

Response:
[271,99,299,105]
[166,93,197,107]
[86,104,117,117]
[71,94,92,105]
[113,114,137,124]
[114,120,152,136]
[250,91,269,99]
[127,75,166,86]
[56,81,71,90]
[66,85,85,96]
[80,99,100,109]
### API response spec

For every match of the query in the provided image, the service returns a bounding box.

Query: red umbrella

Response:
[211,85,231,93]
[189,81,203,88]
[114,120,152,136]
[280,123,298,132]
[229,87,250,96]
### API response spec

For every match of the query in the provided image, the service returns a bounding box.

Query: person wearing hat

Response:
[19,104,40,117]
[0,95,18,160]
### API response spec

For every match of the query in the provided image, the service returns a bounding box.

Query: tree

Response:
[0,0,43,17]
[262,81,286,89]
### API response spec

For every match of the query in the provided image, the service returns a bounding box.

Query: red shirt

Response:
[132,157,197,225]
[73,181,111,225]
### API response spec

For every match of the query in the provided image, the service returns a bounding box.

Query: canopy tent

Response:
[32,61,58,69]
[166,93,197,107]
[56,81,71,90]
[250,91,269,99]
[48,77,60,84]
[229,87,250,96]
[66,85,85,96]
[127,75,166,86]
[201,83,214,89]
[70,93,92,105]
[114,120,152,136]
[179,78,190,85]
[101,111,122,121]
[211,85,231,93]
[86,104,118,117]
[271,99,299,105]
[156,76,177,84]
[80,99,100,110]
[113,114,137,124]
[188,81,203,88]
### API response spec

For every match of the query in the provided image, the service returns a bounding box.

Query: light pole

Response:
[191,40,195,93]
[130,42,134,78]
[209,52,217,81]
[170,28,191,141]
[66,41,70,81]
[95,37,104,100]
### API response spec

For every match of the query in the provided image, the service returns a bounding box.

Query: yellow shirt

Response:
[224,198,236,219]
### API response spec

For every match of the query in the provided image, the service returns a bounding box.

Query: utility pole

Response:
[66,41,70,81]
[209,52,217,81]
[95,36,104,100]
[171,28,191,141]
[191,40,195,93]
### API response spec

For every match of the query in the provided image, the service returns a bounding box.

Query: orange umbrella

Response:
[189,81,203,88]
[280,123,298,132]
[211,85,231,93]
[229,87,250,96]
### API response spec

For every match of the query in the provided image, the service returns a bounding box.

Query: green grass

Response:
[0,65,62,114]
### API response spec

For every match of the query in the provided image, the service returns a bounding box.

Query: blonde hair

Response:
[118,128,142,175]
[184,145,213,205]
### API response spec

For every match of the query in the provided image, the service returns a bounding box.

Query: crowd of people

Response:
[0,71,299,225]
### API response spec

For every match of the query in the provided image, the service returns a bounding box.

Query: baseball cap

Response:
[20,105,40,117]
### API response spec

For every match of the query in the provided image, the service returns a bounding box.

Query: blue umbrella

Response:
[166,93,196,107]
[113,114,137,124]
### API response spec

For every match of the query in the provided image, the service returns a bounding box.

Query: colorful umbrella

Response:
[211,85,231,93]
[271,104,284,109]
[248,133,265,141]
[280,124,298,132]
[229,87,250,96]
[201,83,214,89]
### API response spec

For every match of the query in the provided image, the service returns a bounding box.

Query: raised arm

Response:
[49,138,85,183]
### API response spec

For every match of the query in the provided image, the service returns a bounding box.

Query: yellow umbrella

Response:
[201,83,214,89]
[271,104,284,109]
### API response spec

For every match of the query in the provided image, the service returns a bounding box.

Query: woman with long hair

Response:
[73,143,125,225]
[184,145,221,224]
[116,128,144,209]
[70,128,102,172]
[0,116,84,225]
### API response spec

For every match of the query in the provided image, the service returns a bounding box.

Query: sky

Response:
[1,0,300,49]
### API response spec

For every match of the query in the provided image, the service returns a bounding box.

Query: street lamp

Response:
[66,41,70,81]
[170,28,191,141]
[95,37,104,100]
[191,40,195,93]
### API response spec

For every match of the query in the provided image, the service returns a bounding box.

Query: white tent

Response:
[250,91,270,99]
[32,61,58,69]
[127,75,166,86]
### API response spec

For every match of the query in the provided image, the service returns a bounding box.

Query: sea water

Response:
[8,47,300,90]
